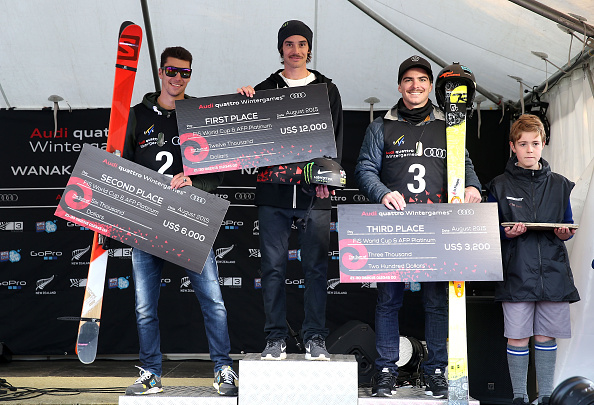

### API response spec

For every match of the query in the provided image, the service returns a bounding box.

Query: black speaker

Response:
[0,342,12,363]
[467,297,512,404]
[326,320,378,384]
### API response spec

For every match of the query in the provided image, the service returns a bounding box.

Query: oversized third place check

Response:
[176,84,337,175]
[338,203,503,283]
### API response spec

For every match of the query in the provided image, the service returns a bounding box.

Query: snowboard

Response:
[76,21,142,364]
[445,82,470,404]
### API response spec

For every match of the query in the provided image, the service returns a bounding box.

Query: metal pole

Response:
[507,0,594,38]
[518,49,594,108]
[347,0,501,105]
[140,0,160,92]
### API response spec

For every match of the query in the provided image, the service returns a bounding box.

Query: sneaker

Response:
[372,368,397,397]
[213,365,238,396]
[541,397,550,405]
[125,366,163,395]
[304,335,330,360]
[261,339,287,360]
[513,397,529,405]
[425,368,448,398]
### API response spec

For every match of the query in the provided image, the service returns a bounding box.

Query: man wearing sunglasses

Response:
[122,46,238,397]
[237,20,343,362]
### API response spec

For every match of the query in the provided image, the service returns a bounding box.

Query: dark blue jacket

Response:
[486,157,580,302]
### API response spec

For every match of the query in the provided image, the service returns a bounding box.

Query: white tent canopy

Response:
[1,0,593,111]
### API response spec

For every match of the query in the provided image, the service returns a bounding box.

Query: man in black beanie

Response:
[354,55,482,397]
[237,20,343,361]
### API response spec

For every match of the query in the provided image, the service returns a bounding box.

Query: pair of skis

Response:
[70,22,142,364]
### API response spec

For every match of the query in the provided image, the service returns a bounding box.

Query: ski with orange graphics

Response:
[75,21,142,364]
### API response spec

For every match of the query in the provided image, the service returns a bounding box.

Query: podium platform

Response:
[239,353,358,405]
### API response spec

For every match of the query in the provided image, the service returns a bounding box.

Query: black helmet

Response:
[435,63,476,111]
[301,157,346,195]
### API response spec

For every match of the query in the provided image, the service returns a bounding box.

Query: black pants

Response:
[258,205,331,342]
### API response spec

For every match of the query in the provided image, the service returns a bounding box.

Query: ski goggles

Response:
[162,66,192,79]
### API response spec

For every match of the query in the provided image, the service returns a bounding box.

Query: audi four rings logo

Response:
[424,148,447,158]
[290,92,306,99]
[0,194,18,202]
[353,194,369,202]
[190,194,206,204]
[235,192,255,200]
[457,209,475,215]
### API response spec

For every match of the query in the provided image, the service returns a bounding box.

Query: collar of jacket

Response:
[384,103,444,124]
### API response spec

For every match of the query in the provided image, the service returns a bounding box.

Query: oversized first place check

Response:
[54,144,230,273]
[175,84,337,175]
[338,203,503,283]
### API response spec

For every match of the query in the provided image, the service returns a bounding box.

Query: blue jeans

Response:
[132,248,232,376]
[259,205,330,342]
[375,281,448,376]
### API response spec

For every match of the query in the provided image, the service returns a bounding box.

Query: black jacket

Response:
[123,92,223,193]
[486,157,579,303]
[253,70,343,209]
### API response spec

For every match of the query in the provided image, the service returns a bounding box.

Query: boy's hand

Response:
[554,227,576,241]
[504,222,527,238]
[237,86,255,97]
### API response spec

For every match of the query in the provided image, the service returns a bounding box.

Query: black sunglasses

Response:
[162,66,192,79]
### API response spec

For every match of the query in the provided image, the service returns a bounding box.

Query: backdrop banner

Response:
[0,108,509,357]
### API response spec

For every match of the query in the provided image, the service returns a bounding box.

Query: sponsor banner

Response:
[1,280,27,290]
[0,109,110,189]
[176,84,336,175]
[54,144,229,273]
[0,221,23,231]
[0,189,65,209]
[212,187,369,207]
[1,250,22,263]
[338,203,503,283]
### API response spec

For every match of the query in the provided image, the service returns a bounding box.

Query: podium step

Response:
[117,357,481,405]
[239,353,358,405]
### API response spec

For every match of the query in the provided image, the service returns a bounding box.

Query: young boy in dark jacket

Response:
[486,114,580,405]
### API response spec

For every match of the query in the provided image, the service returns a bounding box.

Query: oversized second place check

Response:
[54,144,230,273]
[338,203,503,283]
[176,84,337,175]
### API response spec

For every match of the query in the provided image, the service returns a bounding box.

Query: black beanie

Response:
[277,20,313,50]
